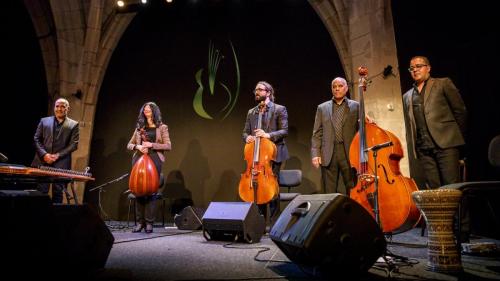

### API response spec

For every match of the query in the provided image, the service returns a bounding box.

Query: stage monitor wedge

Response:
[174,206,206,230]
[202,202,265,243]
[270,193,386,273]
[1,191,114,276]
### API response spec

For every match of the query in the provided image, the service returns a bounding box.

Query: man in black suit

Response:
[311,77,359,194]
[242,81,289,222]
[32,98,79,203]
[403,56,467,188]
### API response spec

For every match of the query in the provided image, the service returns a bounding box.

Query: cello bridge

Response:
[251,169,260,176]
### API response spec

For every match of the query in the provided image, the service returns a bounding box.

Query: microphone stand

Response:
[371,148,381,227]
[364,141,393,227]
[89,173,129,220]
[365,142,409,272]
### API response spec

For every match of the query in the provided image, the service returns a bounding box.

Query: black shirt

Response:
[412,83,435,150]
[52,117,66,153]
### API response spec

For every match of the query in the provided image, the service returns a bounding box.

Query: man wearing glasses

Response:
[242,81,289,226]
[403,56,467,189]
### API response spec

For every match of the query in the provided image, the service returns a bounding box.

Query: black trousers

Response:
[321,143,354,195]
[417,147,460,188]
[37,182,65,203]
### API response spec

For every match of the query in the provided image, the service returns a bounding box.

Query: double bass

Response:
[349,66,420,234]
[128,128,160,197]
[238,102,279,204]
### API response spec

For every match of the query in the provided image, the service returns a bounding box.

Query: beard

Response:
[255,95,266,102]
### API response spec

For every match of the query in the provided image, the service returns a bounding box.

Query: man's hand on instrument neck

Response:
[254,129,270,139]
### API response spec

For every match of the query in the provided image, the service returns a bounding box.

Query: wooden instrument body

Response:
[349,123,420,233]
[238,104,279,205]
[128,128,160,197]
[129,153,159,197]
[348,66,420,234]
[239,137,279,204]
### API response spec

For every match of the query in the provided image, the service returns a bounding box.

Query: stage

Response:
[95,223,500,281]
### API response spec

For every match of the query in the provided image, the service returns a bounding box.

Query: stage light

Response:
[141,0,147,4]
[116,0,125,7]
[166,0,173,3]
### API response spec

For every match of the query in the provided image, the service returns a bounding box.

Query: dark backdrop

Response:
[2,0,499,220]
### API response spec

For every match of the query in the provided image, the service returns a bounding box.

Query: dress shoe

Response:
[132,224,145,233]
[145,223,153,233]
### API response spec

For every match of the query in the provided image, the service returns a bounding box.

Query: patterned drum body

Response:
[412,189,463,273]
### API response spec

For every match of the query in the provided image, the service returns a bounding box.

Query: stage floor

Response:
[96,222,500,281]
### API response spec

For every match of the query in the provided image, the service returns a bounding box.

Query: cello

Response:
[128,128,160,197]
[349,66,421,234]
[239,102,279,204]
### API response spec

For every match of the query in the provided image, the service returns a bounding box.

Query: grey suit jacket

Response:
[311,98,359,166]
[403,77,467,156]
[242,102,289,163]
[32,116,79,168]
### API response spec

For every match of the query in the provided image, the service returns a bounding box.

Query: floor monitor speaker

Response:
[52,204,115,270]
[270,194,386,273]
[1,191,114,276]
[174,206,206,230]
[202,202,265,243]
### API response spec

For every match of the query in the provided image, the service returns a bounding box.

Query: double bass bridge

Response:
[358,173,376,186]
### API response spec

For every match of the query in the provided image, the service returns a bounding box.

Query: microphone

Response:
[0,152,8,163]
[364,141,393,152]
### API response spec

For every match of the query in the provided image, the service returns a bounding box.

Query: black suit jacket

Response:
[32,116,79,169]
[403,77,467,156]
[311,98,359,166]
[242,102,289,163]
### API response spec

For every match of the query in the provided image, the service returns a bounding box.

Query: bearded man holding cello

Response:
[241,81,289,224]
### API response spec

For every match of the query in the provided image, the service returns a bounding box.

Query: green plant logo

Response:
[193,41,240,120]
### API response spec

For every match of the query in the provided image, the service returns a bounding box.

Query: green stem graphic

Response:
[222,41,240,120]
[193,69,213,119]
[193,40,240,120]
[208,42,222,96]
[219,82,232,112]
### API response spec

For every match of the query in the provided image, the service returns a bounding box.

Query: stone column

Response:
[310,0,410,175]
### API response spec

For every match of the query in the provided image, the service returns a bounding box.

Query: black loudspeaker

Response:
[174,206,206,230]
[270,194,386,273]
[202,202,265,243]
[52,204,115,270]
[1,191,114,276]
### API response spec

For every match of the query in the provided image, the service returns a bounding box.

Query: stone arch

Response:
[23,0,409,201]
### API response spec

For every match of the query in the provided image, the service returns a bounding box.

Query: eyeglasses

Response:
[253,88,268,94]
[408,64,428,72]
